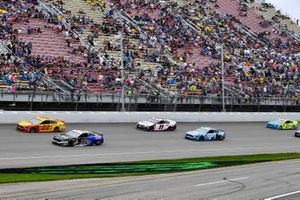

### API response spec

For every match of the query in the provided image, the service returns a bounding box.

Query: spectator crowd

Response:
[0,0,300,102]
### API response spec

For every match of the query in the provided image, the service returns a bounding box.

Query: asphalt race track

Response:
[0,122,300,169]
[1,159,300,199]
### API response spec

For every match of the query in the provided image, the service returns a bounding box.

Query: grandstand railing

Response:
[0,38,64,95]
[1,90,299,110]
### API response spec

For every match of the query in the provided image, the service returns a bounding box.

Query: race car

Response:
[185,127,226,141]
[136,117,176,131]
[266,118,298,130]
[17,116,65,133]
[295,130,300,138]
[52,130,104,147]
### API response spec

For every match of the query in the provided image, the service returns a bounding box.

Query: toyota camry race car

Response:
[52,130,104,147]
[17,116,65,133]
[266,118,298,130]
[136,117,176,131]
[185,127,226,141]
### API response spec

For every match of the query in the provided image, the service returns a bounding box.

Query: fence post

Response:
[29,90,34,111]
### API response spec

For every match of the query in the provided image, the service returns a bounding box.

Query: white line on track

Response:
[195,177,249,187]
[264,190,300,200]
[0,146,298,161]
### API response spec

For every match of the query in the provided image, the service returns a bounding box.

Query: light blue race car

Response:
[185,127,226,141]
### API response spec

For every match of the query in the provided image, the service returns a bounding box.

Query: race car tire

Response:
[93,140,101,145]
[54,127,59,132]
[218,135,225,140]
[279,126,282,130]
[68,140,74,147]
[29,128,36,133]
[149,126,154,131]
[169,126,176,131]
[81,138,88,145]
[292,125,296,130]
[198,136,204,141]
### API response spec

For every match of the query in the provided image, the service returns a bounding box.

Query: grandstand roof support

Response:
[221,44,226,112]
[119,31,126,112]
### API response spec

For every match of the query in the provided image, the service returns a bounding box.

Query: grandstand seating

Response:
[14,18,85,63]
[0,0,299,100]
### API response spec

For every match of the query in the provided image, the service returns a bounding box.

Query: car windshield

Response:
[148,118,160,123]
[29,118,42,125]
[65,130,82,138]
[275,118,285,123]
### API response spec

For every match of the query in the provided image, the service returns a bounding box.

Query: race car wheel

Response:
[218,135,225,140]
[80,138,88,145]
[29,128,36,133]
[169,126,176,131]
[149,126,154,131]
[198,136,204,141]
[279,126,282,130]
[292,126,296,130]
[68,140,74,147]
[54,127,59,132]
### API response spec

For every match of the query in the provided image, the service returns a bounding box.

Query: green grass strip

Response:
[1,153,300,184]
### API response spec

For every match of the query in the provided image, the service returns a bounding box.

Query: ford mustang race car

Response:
[266,118,298,130]
[136,117,176,131]
[17,116,65,133]
[185,127,226,141]
[52,130,104,147]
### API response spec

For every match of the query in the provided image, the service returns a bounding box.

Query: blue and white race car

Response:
[52,130,104,147]
[185,127,226,141]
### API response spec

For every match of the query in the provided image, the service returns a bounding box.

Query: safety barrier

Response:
[1,111,300,124]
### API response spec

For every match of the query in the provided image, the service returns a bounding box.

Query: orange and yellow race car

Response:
[17,116,66,133]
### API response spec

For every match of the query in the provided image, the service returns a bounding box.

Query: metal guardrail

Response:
[1,90,299,106]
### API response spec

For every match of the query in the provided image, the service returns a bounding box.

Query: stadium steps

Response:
[13,18,85,62]
[255,4,300,36]
[63,0,160,71]
[208,0,287,42]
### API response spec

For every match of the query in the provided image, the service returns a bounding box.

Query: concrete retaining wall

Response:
[2,111,300,124]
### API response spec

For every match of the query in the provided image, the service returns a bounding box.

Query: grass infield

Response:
[1,153,300,184]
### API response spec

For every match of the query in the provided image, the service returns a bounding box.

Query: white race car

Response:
[136,117,177,131]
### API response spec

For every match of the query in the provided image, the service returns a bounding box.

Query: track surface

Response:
[0,122,300,168]
[1,159,300,199]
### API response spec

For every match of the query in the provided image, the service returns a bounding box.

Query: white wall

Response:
[5,111,300,124]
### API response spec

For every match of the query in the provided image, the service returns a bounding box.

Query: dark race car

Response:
[52,130,104,147]
[295,130,300,138]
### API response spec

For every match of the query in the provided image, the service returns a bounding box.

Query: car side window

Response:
[40,120,50,125]
[158,121,165,124]
[207,130,214,134]
[49,120,56,124]
[285,121,291,124]
[79,133,88,138]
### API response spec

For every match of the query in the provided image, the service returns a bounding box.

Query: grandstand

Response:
[0,0,300,111]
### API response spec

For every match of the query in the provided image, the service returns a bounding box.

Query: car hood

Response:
[18,120,33,126]
[54,134,74,140]
[268,120,281,126]
[186,130,205,136]
[138,121,155,126]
